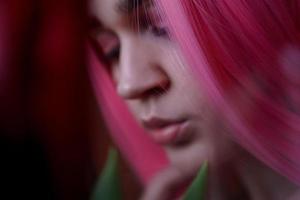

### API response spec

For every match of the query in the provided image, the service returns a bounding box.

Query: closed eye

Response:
[148,25,169,37]
[105,44,120,61]
[137,5,169,38]
[91,30,120,63]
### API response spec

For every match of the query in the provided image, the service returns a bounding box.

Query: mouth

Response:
[142,117,190,145]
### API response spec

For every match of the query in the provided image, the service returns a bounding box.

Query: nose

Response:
[116,37,170,100]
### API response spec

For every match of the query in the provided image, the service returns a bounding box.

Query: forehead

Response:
[90,0,148,28]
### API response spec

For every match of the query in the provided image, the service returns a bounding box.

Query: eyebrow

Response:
[117,0,150,14]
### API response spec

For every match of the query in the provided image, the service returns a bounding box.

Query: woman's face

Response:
[90,0,237,176]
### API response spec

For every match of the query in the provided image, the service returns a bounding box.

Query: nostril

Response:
[143,79,171,98]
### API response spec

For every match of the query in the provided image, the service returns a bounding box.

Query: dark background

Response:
[0,0,140,199]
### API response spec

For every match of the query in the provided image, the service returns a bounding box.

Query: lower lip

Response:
[149,121,188,145]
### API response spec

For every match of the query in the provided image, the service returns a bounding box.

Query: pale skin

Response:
[90,0,300,199]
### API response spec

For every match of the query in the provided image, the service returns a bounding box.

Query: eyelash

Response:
[105,44,120,61]
[147,24,169,37]
[104,23,168,61]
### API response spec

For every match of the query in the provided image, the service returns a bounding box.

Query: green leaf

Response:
[183,161,208,200]
[91,148,121,200]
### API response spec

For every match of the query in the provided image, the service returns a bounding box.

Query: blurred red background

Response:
[0,0,140,199]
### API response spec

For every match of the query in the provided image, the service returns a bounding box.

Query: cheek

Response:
[165,55,208,114]
[124,100,142,121]
[111,65,119,85]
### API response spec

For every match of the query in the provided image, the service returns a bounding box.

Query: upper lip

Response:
[142,117,185,130]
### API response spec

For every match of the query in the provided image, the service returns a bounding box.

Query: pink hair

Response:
[156,0,300,185]
[88,48,168,185]
[89,0,300,187]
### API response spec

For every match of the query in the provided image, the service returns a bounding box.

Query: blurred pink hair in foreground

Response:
[89,0,300,186]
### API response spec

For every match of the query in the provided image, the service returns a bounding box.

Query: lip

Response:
[142,117,189,145]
